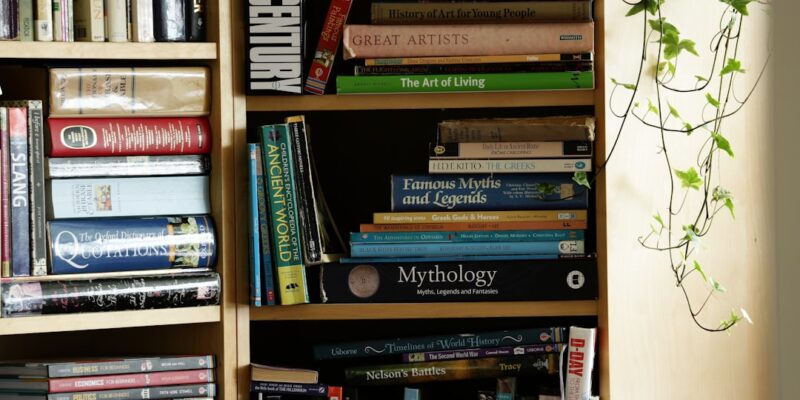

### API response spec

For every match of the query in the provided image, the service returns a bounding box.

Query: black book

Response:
[245,0,305,94]
[154,0,187,41]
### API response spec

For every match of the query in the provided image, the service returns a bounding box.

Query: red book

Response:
[48,369,215,393]
[304,0,353,95]
[48,117,212,157]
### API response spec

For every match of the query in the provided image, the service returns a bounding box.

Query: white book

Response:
[52,0,74,41]
[47,176,210,219]
[131,0,153,42]
[73,0,104,41]
[106,0,127,42]
[428,158,593,174]
[564,326,596,400]
[35,0,53,40]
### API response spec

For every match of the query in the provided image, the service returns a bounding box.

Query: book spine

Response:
[350,229,584,244]
[565,326,596,400]
[2,273,220,317]
[34,0,52,40]
[370,1,592,25]
[260,124,309,305]
[373,210,587,225]
[49,67,210,117]
[53,0,72,40]
[345,354,559,385]
[186,0,204,41]
[8,0,18,38]
[106,0,126,41]
[47,176,210,219]
[246,0,304,95]
[49,369,214,393]
[131,0,153,41]
[304,0,353,95]
[354,61,592,76]
[48,117,212,157]
[250,382,331,396]
[18,0,33,40]
[26,101,46,276]
[437,116,596,143]
[153,0,185,41]
[48,383,216,400]
[365,52,593,66]
[343,22,594,59]
[0,108,9,277]
[48,216,215,274]
[73,0,103,40]
[47,155,210,178]
[8,107,30,277]
[320,258,597,303]
[431,141,592,159]
[337,71,593,94]
[248,143,263,307]
[359,220,588,232]
[403,343,566,363]
[429,158,592,174]
[328,386,343,400]
[313,327,566,360]
[391,173,588,211]
[286,116,321,264]
[339,253,583,264]
[350,240,584,258]
[48,356,215,378]
[253,143,276,305]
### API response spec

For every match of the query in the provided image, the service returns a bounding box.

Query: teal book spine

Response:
[336,71,593,94]
[253,143,276,306]
[350,230,584,244]
[247,143,263,307]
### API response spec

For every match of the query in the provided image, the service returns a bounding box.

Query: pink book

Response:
[48,369,215,393]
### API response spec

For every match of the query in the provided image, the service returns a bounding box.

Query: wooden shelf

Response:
[250,301,598,321]
[0,306,221,336]
[246,90,595,112]
[0,42,217,60]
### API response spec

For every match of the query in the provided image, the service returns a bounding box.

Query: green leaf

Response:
[683,224,701,250]
[725,198,735,218]
[679,39,699,56]
[683,122,694,135]
[654,213,665,229]
[647,99,659,116]
[667,61,676,76]
[710,277,727,293]
[713,132,734,157]
[675,167,702,190]
[572,172,591,189]
[646,0,665,15]
[721,58,746,76]
[695,75,708,82]
[721,0,753,15]
[667,102,680,118]
[649,18,679,36]
[611,78,636,91]
[626,2,646,16]
[694,260,708,283]
[706,93,720,108]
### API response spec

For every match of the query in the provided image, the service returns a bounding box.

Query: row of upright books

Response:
[247,0,595,95]
[249,326,597,400]
[0,0,205,42]
[0,355,217,399]
[0,66,220,318]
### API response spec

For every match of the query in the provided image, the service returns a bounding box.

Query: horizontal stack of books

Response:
[249,363,342,400]
[0,0,205,42]
[0,355,217,399]
[318,115,597,304]
[0,66,220,318]
[336,1,594,94]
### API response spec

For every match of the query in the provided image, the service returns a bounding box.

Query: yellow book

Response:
[373,210,587,224]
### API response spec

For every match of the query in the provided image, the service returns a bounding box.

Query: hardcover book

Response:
[18,0,33,40]
[73,0,103,41]
[47,117,212,157]
[0,273,220,317]
[345,354,559,385]
[49,369,215,393]
[354,61,593,76]
[46,175,210,218]
[430,141,593,159]
[47,383,216,400]
[131,0,154,42]
[428,158,592,174]
[437,116,596,143]
[0,356,215,378]
[0,108,9,277]
[46,155,211,178]
[370,1,592,25]
[7,107,30,277]
[286,115,322,265]
[313,327,567,360]
[390,173,589,211]
[319,257,597,303]
[34,0,53,40]
[49,67,210,117]
[360,220,588,232]
[365,53,593,66]
[349,240,584,258]
[403,343,565,363]
[248,143,264,307]
[565,326,597,400]
[246,0,304,94]
[48,216,216,274]
[304,0,352,95]
[250,382,342,397]
[153,0,186,41]
[350,229,584,244]
[373,210,587,224]
[252,143,276,305]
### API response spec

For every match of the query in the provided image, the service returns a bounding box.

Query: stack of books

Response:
[0,66,220,318]
[0,355,217,399]
[0,0,205,42]
[249,363,342,400]
[318,115,597,304]
[336,1,595,94]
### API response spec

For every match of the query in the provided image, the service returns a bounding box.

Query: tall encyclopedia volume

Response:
[0,273,220,317]
[48,216,216,274]
[46,175,210,219]
[246,0,304,95]
[49,67,210,117]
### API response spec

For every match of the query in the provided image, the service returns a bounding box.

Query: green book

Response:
[336,71,593,94]
[260,123,309,305]
[19,0,34,41]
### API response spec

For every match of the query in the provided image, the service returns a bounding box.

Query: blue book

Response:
[350,229,584,244]
[391,173,588,211]
[313,327,567,360]
[339,254,575,264]
[404,388,421,400]
[48,216,216,274]
[350,240,585,258]
[248,144,263,307]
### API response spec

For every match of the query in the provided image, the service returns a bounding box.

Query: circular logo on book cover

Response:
[433,145,446,156]
[348,265,380,299]
[567,270,586,290]
[60,125,98,149]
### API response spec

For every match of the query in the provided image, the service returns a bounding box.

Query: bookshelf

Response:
[0,42,218,59]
